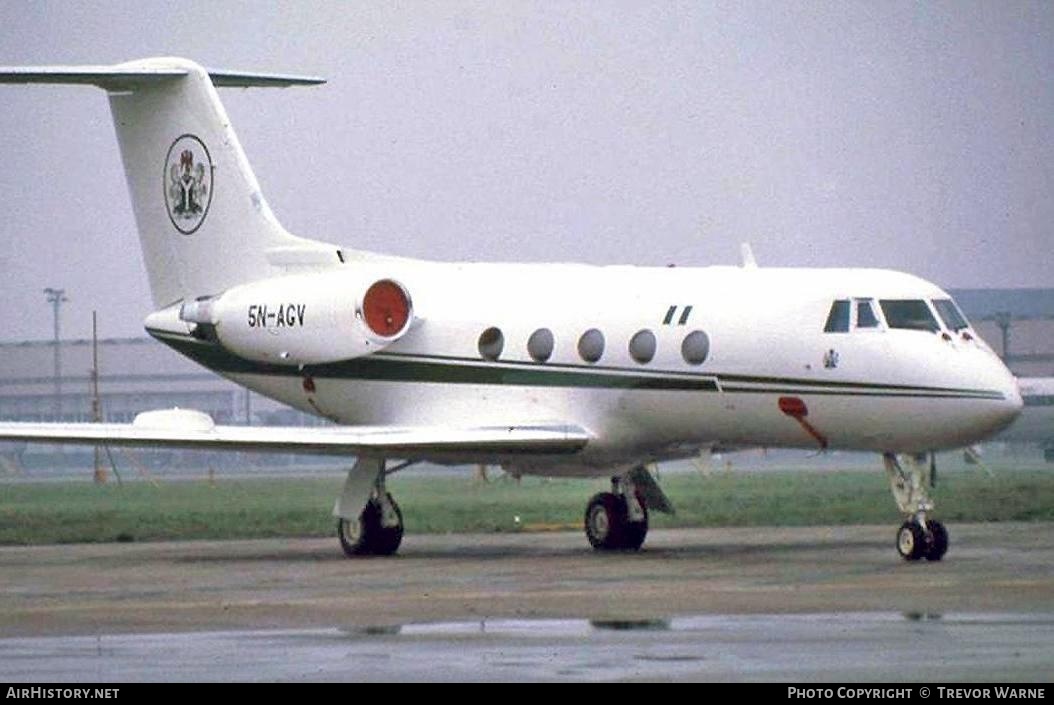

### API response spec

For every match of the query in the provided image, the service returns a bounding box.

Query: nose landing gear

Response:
[885,453,949,562]
[896,515,948,561]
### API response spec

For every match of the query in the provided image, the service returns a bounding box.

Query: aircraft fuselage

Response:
[148,260,1022,476]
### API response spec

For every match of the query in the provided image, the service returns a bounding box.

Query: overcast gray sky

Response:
[0,1,1051,342]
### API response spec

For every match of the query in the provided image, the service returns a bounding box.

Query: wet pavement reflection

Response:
[2,612,1050,682]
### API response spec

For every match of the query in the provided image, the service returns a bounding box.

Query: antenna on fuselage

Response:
[740,243,759,269]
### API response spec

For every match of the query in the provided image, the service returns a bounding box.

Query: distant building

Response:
[0,337,317,425]
[949,289,1054,377]
[0,337,321,471]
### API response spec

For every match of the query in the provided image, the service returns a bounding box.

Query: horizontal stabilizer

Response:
[0,417,590,459]
[0,64,324,89]
[207,69,325,88]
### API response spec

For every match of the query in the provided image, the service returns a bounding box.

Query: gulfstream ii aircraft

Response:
[0,58,1022,561]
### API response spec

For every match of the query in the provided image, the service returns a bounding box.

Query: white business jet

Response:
[0,58,1022,561]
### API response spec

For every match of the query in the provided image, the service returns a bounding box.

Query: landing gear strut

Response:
[884,453,948,561]
[334,458,405,557]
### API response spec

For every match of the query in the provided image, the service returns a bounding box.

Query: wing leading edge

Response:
[0,414,590,459]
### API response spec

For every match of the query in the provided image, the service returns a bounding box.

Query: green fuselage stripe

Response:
[153,333,718,391]
[150,331,1005,401]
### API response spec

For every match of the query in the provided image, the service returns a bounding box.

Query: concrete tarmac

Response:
[1,523,1052,681]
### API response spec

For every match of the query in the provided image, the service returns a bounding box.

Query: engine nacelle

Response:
[182,272,413,365]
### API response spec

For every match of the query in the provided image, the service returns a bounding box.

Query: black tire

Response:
[372,494,404,556]
[924,520,948,562]
[337,511,372,557]
[897,520,927,561]
[621,502,649,551]
[337,494,403,557]
[584,492,648,551]
[585,492,627,550]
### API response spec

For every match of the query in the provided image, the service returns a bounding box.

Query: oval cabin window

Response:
[577,329,605,364]
[478,327,504,361]
[527,328,555,363]
[681,330,710,365]
[628,329,656,364]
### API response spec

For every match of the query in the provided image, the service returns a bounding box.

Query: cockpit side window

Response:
[855,299,880,328]
[932,299,970,331]
[824,300,850,333]
[879,299,940,332]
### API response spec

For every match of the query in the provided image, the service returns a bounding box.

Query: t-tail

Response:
[0,57,339,308]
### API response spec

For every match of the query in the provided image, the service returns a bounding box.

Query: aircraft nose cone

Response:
[983,369,1023,438]
[1000,377,1024,425]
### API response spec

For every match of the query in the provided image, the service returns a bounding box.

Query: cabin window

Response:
[932,299,970,332]
[824,300,850,333]
[478,327,504,360]
[527,328,554,363]
[577,329,605,363]
[856,299,880,328]
[681,330,710,365]
[629,329,657,364]
[880,300,940,332]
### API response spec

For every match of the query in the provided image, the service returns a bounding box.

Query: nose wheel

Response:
[896,517,948,561]
[884,453,949,562]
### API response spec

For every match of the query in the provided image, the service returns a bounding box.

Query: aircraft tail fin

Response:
[0,58,337,308]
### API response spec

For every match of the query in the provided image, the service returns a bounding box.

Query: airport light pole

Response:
[43,287,68,420]
[993,311,1012,363]
[91,310,108,484]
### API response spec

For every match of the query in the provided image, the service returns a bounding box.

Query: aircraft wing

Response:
[0,410,590,459]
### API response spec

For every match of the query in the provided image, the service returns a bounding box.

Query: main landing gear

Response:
[884,452,949,562]
[585,489,648,550]
[337,492,404,556]
[333,460,676,557]
[334,458,405,557]
[584,466,675,551]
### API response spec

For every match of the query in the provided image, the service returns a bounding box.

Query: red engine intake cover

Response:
[361,279,411,338]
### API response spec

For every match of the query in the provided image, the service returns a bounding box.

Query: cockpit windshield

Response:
[824,297,971,335]
[932,299,971,332]
[824,300,850,332]
[879,300,940,332]
[856,300,880,328]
